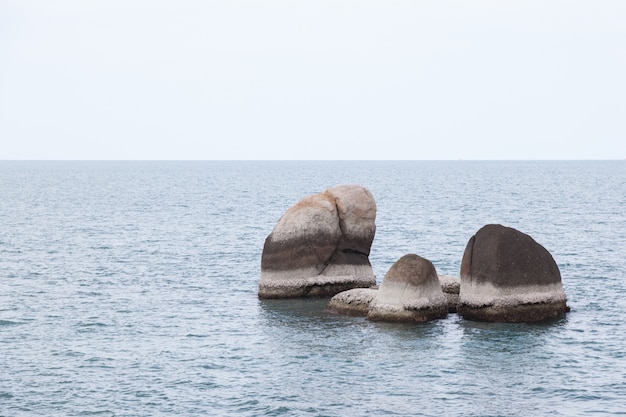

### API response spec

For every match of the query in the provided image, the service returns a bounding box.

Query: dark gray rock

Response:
[258,185,377,298]
[458,224,569,322]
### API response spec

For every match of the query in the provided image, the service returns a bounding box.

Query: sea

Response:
[1,160,625,416]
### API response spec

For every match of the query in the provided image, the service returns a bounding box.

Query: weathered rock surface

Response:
[329,276,459,316]
[258,185,377,298]
[367,254,448,322]
[458,224,569,322]
[438,275,460,313]
[328,287,378,315]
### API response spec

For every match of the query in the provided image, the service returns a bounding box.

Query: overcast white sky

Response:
[1,0,625,160]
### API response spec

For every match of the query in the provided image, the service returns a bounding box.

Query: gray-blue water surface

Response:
[1,161,625,416]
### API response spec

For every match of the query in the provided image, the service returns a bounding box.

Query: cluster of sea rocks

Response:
[258,184,569,323]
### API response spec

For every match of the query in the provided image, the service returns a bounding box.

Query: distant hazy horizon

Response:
[1,1,625,160]
[2,158,624,162]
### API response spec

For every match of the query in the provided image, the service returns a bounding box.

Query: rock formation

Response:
[367,254,448,322]
[258,184,377,298]
[329,275,459,316]
[457,224,569,322]
[439,275,460,313]
[328,287,378,315]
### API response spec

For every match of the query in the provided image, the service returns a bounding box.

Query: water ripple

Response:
[1,161,625,416]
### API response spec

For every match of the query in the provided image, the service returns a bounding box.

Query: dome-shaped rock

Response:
[258,184,377,298]
[367,254,448,322]
[458,224,569,322]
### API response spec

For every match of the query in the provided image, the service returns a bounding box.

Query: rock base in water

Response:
[367,304,448,323]
[329,275,460,318]
[438,275,460,313]
[327,287,378,315]
[259,274,376,299]
[457,300,570,322]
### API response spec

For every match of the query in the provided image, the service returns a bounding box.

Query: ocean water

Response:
[1,160,625,416]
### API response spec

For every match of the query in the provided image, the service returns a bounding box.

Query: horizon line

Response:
[1,158,624,162]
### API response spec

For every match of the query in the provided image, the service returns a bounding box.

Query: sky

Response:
[1,0,625,160]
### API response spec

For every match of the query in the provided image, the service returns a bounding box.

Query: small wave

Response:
[198,363,227,371]
[77,322,108,327]
[185,333,207,338]
[0,319,21,326]
[77,410,114,416]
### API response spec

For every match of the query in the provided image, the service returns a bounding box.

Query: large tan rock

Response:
[458,224,569,322]
[258,185,377,298]
[367,254,448,322]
